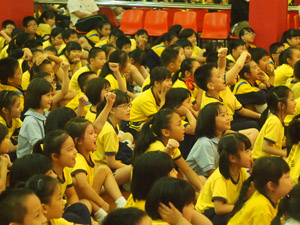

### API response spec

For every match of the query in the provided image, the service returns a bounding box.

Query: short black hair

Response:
[294,60,300,79]
[62,28,77,42]
[2,20,15,29]
[78,71,97,92]
[136,29,148,37]
[228,39,246,54]
[194,63,216,91]
[116,36,131,50]
[161,47,179,67]
[269,42,284,55]
[248,47,269,64]
[0,57,19,85]
[85,77,110,106]
[175,38,193,48]
[103,208,146,225]
[88,47,105,63]
[24,39,43,49]
[239,27,255,39]
[110,28,124,38]
[22,16,36,27]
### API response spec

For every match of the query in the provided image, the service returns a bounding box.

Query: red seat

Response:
[287,14,291,30]
[144,10,168,37]
[173,11,197,33]
[219,10,231,33]
[200,13,228,40]
[119,10,144,35]
[294,15,299,29]
[163,9,181,29]
[99,7,120,28]
[190,9,209,32]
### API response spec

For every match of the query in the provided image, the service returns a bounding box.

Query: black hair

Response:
[280,29,300,44]
[0,57,20,85]
[24,78,53,112]
[25,174,59,204]
[38,10,55,24]
[238,61,252,79]
[7,31,30,54]
[131,151,175,201]
[101,43,116,58]
[175,38,193,49]
[103,208,147,225]
[77,71,97,92]
[57,20,73,30]
[286,114,300,155]
[143,66,171,91]
[85,77,110,106]
[0,188,36,225]
[110,28,124,39]
[9,153,52,187]
[22,16,36,27]
[88,47,106,63]
[218,133,251,179]
[62,28,77,42]
[100,50,128,78]
[96,20,111,31]
[50,27,63,39]
[172,58,197,83]
[24,39,43,49]
[195,102,224,139]
[179,28,197,40]
[169,24,183,36]
[194,63,217,91]
[279,47,297,66]
[136,29,148,37]
[129,48,147,65]
[155,31,178,46]
[249,47,269,64]
[44,46,57,55]
[228,39,246,54]
[145,177,195,220]
[0,90,19,119]
[30,59,52,81]
[163,88,191,111]
[294,59,300,80]
[116,36,131,50]
[32,71,51,80]
[0,123,8,146]
[259,86,291,128]
[134,109,175,158]
[1,20,15,29]
[45,107,77,134]
[269,42,284,55]
[161,47,179,67]
[206,51,218,64]
[62,41,81,57]
[231,157,290,218]
[239,27,255,39]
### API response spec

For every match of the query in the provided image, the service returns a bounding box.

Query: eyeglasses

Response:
[116,103,132,109]
[244,32,256,36]
[27,24,37,28]
[6,26,15,30]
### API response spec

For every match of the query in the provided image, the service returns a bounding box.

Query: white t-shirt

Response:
[67,0,99,25]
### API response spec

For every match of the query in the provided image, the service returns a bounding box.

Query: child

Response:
[23,16,43,41]
[0,91,22,155]
[0,188,47,225]
[286,59,300,99]
[103,208,152,225]
[42,28,64,51]
[0,20,15,52]
[69,47,106,93]
[126,151,177,211]
[195,133,253,225]
[128,67,172,138]
[252,86,296,159]
[0,123,11,193]
[116,36,131,53]
[85,20,111,47]
[280,28,300,49]
[37,11,56,40]
[131,29,149,51]
[96,27,124,48]
[226,39,246,63]
[233,59,269,113]
[146,177,212,225]
[102,43,116,58]
[17,78,53,158]
[239,27,256,50]
[187,102,231,177]
[65,117,127,223]
[228,157,293,225]
[0,57,24,109]
[59,41,82,76]
[129,48,149,81]
[269,42,285,69]
[94,89,133,183]
[176,38,193,58]
[274,47,300,86]
[134,109,205,192]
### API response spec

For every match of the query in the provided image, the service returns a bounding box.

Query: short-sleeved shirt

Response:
[50,218,73,225]
[285,98,300,126]
[0,45,8,59]
[195,167,248,213]
[0,37,7,52]
[146,139,182,161]
[21,70,31,91]
[85,29,100,45]
[0,115,22,146]
[252,113,284,159]
[85,106,97,123]
[104,73,127,91]
[274,64,293,86]
[130,88,160,123]
[186,136,219,177]
[227,191,278,225]
[192,45,202,58]
[94,120,119,166]
[286,78,300,99]
[287,143,300,184]
[66,91,91,117]
[71,152,95,186]
[56,167,74,197]
[226,54,236,63]
[151,43,165,57]
[151,220,169,225]
[125,194,145,211]
[67,0,99,25]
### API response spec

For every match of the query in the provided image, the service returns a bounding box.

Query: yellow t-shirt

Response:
[94,120,119,166]
[94,38,110,47]
[195,168,248,213]
[285,97,300,125]
[286,78,300,99]
[59,54,82,75]
[146,140,181,160]
[274,64,293,86]
[71,152,95,186]
[152,43,165,57]
[287,143,300,184]
[0,45,9,59]
[58,43,66,55]
[226,54,236,63]
[192,45,201,58]
[130,88,160,123]
[201,86,242,121]
[252,114,284,159]
[65,91,91,117]
[50,218,73,225]
[151,220,169,225]
[173,78,197,104]
[56,167,73,197]
[125,194,146,211]
[0,36,6,52]
[0,84,24,110]
[36,23,51,38]
[141,76,150,92]
[0,115,22,145]
[104,73,127,90]
[130,38,137,52]
[227,191,278,225]
[42,40,52,49]
[85,29,100,45]
[85,106,97,123]
[21,70,31,91]
[232,78,260,95]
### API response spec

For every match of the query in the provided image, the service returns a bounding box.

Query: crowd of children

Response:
[1,7,300,225]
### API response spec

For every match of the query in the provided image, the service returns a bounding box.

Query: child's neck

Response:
[52,162,64,179]
[152,86,161,104]
[89,63,99,72]
[161,136,170,146]
[79,148,91,161]
[275,110,287,123]
[265,190,281,205]
[33,108,44,115]
[2,114,12,126]
[248,78,256,86]
[215,129,224,139]
[108,115,121,127]
[229,164,241,182]
[207,89,220,100]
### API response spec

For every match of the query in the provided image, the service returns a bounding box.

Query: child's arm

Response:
[0,154,11,193]
[262,140,287,157]
[237,107,260,119]
[191,210,213,225]
[108,62,127,92]
[176,106,196,135]
[129,64,145,87]
[214,200,234,215]
[159,202,192,225]
[163,139,180,156]
[138,65,150,79]
[192,87,203,111]
[217,48,228,77]
[0,30,11,44]
[46,54,63,74]
[94,92,115,135]
[52,62,69,105]
[106,155,127,169]
[76,95,88,117]
[65,186,80,205]
[225,51,251,85]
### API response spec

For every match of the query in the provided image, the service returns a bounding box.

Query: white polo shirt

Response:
[67,0,99,25]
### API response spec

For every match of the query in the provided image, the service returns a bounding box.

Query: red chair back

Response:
[120,10,144,35]
[173,11,197,33]
[294,15,299,29]
[164,9,181,29]
[99,7,120,28]
[201,13,228,40]
[144,10,169,37]
[190,9,208,32]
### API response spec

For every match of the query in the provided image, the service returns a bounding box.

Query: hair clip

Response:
[37,178,44,191]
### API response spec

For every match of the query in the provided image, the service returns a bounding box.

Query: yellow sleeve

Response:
[287,144,300,184]
[139,99,159,118]
[71,154,88,176]
[264,118,282,144]
[172,148,182,160]
[21,71,30,91]
[50,218,74,225]
[102,130,119,156]
[105,74,118,90]
[211,177,228,203]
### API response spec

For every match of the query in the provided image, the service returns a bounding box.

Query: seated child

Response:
[0,20,15,52]
[42,27,64,51]
[131,29,149,51]
[226,39,246,63]
[176,38,193,58]
[269,42,285,69]
[116,36,131,54]
[37,11,56,40]
[280,28,300,49]
[286,59,300,99]
[239,27,256,50]
[23,16,43,41]
[84,20,111,47]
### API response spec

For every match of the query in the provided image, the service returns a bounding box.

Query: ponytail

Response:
[32,139,44,154]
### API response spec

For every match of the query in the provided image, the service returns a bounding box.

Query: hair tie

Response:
[37,179,44,191]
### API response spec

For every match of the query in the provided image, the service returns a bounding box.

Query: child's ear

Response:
[185,70,192,79]
[266,181,277,193]
[169,62,175,70]
[129,58,134,64]
[228,154,238,164]
[42,203,48,215]
[134,34,138,40]
[287,57,292,66]
[7,77,14,85]
[74,137,81,147]
[161,128,170,138]
[1,107,8,115]
[207,81,214,90]
[51,153,59,161]
[277,102,285,110]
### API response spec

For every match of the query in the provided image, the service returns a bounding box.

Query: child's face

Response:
[178,47,185,62]
[121,44,131,54]
[137,216,152,225]
[4,24,15,36]
[232,45,246,60]
[57,136,77,168]
[8,66,22,86]
[287,36,300,48]
[0,134,10,153]
[215,105,231,133]
[241,31,255,44]
[41,63,55,78]
[25,20,37,35]
[51,34,63,46]
[182,202,194,222]
[285,91,296,115]
[40,92,53,109]
[23,194,47,225]
[236,143,252,168]
[44,185,64,219]
[248,61,261,81]
[158,77,172,91]
[120,57,131,74]
[44,17,56,27]
[289,49,300,68]
[135,33,148,46]
[187,34,197,46]
[99,24,111,37]
[67,50,81,63]
[273,172,293,200]
[82,124,97,152]
[208,67,226,91]
[165,113,185,142]
[183,46,193,58]
[92,51,107,69]
[8,96,22,119]
[170,55,182,73]
[258,55,270,73]
[66,34,78,43]
[100,85,111,102]
[181,96,193,111]
[113,102,131,121]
